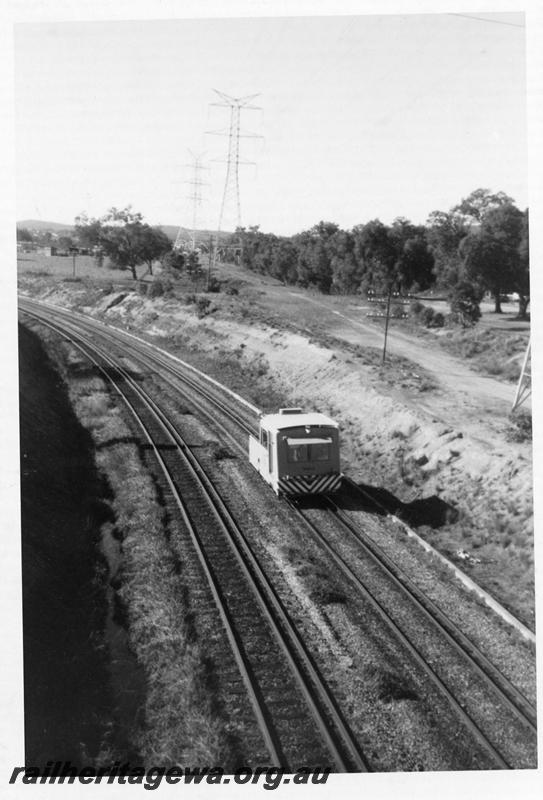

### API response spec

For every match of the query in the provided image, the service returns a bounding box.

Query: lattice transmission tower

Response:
[206,89,262,264]
[512,336,531,412]
[174,150,209,251]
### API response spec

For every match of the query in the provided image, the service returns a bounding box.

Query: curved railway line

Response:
[20,301,369,772]
[19,297,537,770]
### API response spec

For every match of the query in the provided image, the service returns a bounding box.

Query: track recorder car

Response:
[249,408,342,496]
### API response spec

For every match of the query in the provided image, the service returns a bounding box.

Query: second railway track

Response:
[21,303,369,772]
[19,298,537,771]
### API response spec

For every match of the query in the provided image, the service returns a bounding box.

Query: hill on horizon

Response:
[17,220,232,243]
[18,219,73,232]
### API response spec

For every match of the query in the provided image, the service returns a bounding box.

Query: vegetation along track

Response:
[292,499,536,768]
[19,299,536,769]
[20,302,369,772]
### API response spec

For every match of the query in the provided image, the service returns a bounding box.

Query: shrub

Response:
[479,355,504,375]
[207,276,221,293]
[411,301,444,328]
[448,281,482,327]
[148,280,164,298]
[195,296,211,317]
[162,250,185,273]
[147,277,173,299]
[420,306,435,326]
[507,411,532,442]
[411,300,425,316]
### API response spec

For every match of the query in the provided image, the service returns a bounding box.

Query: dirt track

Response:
[291,293,521,409]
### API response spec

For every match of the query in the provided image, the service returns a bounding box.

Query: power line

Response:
[448,13,525,29]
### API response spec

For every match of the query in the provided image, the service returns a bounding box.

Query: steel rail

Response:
[23,309,285,767]
[343,474,536,644]
[20,300,536,767]
[324,498,537,733]
[288,499,512,769]
[19,297,259,428]
[21,306,370,773]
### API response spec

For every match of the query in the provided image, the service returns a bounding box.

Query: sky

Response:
[14,8,529,236]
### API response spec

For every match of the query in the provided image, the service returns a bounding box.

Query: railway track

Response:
[324,497,537,731]
[290,499,537,768]
[20,303,369,772]
[19,298,537,769]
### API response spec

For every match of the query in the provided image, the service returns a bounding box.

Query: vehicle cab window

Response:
[261,429,268,448]
[312,443,330,461]
[287,444,308,463]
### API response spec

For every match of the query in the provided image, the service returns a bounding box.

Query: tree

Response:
[75,207,171,280]
[516,209,530,318]
[328,230,363,294]
[98,207,145,280]
[426,210,468,289]
[137,225,172,275]
[269,239,298,285]
[448,280,482,327]
[57,235,74,252]
[461,202,524,313]
[389,218,434,292]
[453,188,515,224]
[16,227,34,243]
[186,250,203,283]
[75,213,103,250]
[162,249,185,274]
[354,219,398,293]
[293,222,340,293]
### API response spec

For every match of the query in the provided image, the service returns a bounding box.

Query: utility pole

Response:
[70,246,77,278]
[206,236,213,292]
[367,288,412,365]
[206,90,262,267]
[382,288,392,365]
[174,150,209,252]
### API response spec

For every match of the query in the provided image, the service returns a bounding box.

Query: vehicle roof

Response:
[260,412,339,433]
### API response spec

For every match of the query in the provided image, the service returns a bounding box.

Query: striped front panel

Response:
[277,473,342,496]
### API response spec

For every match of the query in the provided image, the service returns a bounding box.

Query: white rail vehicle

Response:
[249,408,342,496]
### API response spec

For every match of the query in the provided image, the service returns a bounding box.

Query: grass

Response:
[339,399,534,625]
[148,332,283,413]
[438,327,528,382]
[33,326,237,767]
[364,666,419,704]
[303,331,439,394]
[410,485,535,627]
[284,545,349,607]
[506,410,532,443]
[18,252,141,282]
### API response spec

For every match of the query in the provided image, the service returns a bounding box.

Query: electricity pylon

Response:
[174,150,209,251]
[512,336,531,412]
[206,89,262,265]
